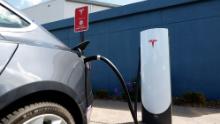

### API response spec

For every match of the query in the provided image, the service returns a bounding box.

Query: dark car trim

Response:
[0,81,85,118]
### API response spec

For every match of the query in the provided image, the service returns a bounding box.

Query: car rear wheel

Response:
[1,102,75,124]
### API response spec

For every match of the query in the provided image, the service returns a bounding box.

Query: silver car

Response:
[0,0,93,124]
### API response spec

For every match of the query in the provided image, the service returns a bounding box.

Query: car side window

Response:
[0,5,30,28]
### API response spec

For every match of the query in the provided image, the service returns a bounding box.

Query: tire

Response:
[0,102,75,124]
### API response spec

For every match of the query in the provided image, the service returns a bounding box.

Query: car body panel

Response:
[0,43,86,103]
[0,27,69,50]
[0,0,68,50]
[0,0,93,123]
[0,34,4,39]
[0,44,89,122]
[0,41,17,73]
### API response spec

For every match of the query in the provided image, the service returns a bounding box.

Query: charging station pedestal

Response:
[140,28,172,124]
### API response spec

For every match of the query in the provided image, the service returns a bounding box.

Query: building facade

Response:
[23,0,119,24]
[44,0,220,100]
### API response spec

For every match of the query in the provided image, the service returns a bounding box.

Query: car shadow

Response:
[118,121,143,124]
[90,121,143,124]
[93,99,142,111]
[93,99,220,118]
[173,105,220,117]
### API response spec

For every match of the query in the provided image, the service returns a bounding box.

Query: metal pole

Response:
[134,81,138,119]
[80,32,85,42]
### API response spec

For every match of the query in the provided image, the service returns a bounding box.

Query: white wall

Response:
[63,1,87,19]
[23,0,111,24]
[63,1,110,19]
[23,0,65,24]
[90,5,109,13]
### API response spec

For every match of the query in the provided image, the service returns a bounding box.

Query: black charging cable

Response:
[84,55,139,124]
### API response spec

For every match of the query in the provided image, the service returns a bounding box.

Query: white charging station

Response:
[140,28,172,124]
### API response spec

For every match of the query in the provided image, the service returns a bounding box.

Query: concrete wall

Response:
[44,0,220,100]
[89,5,109,13]
[23,0,64,24]
[23,0,110,24]
[64,1,109,18]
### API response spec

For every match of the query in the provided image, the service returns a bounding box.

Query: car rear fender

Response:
[0,40,18,75]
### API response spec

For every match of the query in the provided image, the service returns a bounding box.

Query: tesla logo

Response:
[149,39,157,47]
[79,8,85,15]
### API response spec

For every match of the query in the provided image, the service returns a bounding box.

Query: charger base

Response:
[142,105,172,124]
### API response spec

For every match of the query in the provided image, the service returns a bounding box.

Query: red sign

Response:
[74,6,89,32]
[149,39,157,47]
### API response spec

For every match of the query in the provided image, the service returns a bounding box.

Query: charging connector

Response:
[84,55,139,124]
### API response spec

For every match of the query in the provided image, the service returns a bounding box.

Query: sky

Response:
[5,0,145,9]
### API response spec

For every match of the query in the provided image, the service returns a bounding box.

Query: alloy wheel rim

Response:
[23,114,67,124]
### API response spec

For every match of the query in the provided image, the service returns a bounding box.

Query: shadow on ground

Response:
[93,99,220,117]
[118,122,142,124]
[93,99,141,111]
[173,105,220,117]
[90,121,143,124]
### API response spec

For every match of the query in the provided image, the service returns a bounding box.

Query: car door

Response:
[0,41,18,74]
[0,3,24,74]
